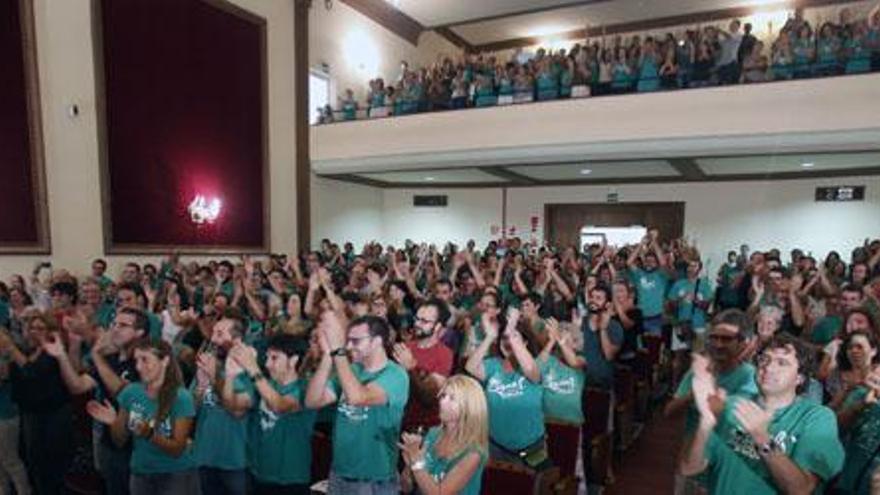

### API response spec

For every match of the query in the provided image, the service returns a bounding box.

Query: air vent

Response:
[413,195,448,207]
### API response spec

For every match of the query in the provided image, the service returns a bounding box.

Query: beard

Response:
[414,327,434,340]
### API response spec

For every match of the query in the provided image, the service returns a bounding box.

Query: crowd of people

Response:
[0,232,880,494]
[317,4,880,123]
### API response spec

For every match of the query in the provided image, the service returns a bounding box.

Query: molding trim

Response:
[92,0,270,254]
[295,0,311,250]
[431,0,612,29]
[0,0,51,254]
[340,0,423,45]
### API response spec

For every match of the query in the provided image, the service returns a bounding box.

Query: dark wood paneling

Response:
[545,202,685,249]
[295,0,311,251]
[340,0,423,45]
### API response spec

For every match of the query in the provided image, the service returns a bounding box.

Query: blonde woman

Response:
[399,375,488,495]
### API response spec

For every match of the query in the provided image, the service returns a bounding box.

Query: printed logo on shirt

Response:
[337,393,369,421]
[127,400,172,437]
[259,400,280,431]
[543,369,576,396]
[487,375,528,399]
[202,387,218,408]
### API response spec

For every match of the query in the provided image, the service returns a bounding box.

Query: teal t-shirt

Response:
[193,372,256,470]
[705,396,844,494]
[117,383,197,475]
[835,386,880,494]
[539,354,585,424]
[667,277,713,329]
[249,379,317,484]
[675,362,758,434]
[629,268,669,317]
[482,357,544,450]
[810,315,843,346]
[329,361,409,481]
[422,426,487,495]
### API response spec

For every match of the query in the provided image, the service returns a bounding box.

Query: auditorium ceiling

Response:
[321,150,880,188]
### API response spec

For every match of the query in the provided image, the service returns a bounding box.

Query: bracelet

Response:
[411,459,426,471]
[330,348,347,358]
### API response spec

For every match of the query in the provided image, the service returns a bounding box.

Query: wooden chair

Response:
[582,388,613,486]
[482,460,561,495]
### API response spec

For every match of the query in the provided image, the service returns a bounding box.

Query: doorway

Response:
[544,202,685,248]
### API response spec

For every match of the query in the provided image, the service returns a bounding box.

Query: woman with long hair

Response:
[399,374,488,495]
[87,339,200,495]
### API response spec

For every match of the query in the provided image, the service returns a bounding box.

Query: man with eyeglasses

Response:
[43,307,148,495]
[680,332,844,494]
[666,309,758,494]
[98,282,162,341]
[392,299,453,430]
[306,312,409,495]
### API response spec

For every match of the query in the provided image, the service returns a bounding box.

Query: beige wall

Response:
[0,0,297,279]
[309,1,463,104]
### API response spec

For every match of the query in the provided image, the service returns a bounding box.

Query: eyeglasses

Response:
[415,317,437,326]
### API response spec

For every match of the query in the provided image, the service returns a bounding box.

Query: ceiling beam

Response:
[434,26,475,53]
[473,0,861,53]
[668,158,707,180]
[322,165,880,189]
[430,0,612,29]
[477,166,541,185]
[339,0,423,45]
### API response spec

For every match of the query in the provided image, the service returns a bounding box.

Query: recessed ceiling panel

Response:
[393,0,606,28]
[357,168,508,183]
[509,160,679,180]
[449,0,794,46]
[697,152,880,176]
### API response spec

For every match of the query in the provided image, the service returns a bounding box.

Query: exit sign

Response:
[815,186,865,202]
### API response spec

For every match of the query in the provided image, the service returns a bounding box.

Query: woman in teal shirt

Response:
[88,339,199,495]
[230,334,316,495]
[465,308,547,469]
[399,375,488,495]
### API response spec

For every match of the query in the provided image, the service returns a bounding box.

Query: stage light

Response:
[188,195,222,224]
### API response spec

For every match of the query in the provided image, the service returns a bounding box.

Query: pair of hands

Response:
[87,401,154,439]
[195,342,260,385]
[482,307,526,347]
[691,354,771,443]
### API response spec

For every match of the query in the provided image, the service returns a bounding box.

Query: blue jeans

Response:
[130,470,200,495]
[327,471,399,495]
[199,467,247,495]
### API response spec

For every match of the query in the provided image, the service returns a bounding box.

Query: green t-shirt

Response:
[482,357,545,450]
[705,396,844,494]
[422,426,486,495]
[117,383,197,475]
[667,277,713,329]
[676,362,759,434]
[629,268,669,317]
[539,354,585,424]
[835,386,880,494]
[193,372,256,470]
[810,315,843,346]
[249,379,317,484]
[329,361,409,481]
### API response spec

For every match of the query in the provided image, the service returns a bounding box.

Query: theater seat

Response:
[546,420,580,479]
[311,431,332,483]
[582,388,613,486]
[482,460,560,495]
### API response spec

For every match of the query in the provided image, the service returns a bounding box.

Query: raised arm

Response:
[464,314,498,382]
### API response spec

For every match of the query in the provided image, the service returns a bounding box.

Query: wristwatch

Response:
[758,438,781,458]
[330,347,347,358]
[411,459,426,471]
[249,371,266,382]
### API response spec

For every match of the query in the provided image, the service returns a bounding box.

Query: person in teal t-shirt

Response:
[399,375,488,495]
[627,237,671,335]
[305,313,409,494]
[537,318,586,425]
[833,375,880,495]
[191,315,256,495]
[87,339,200,495]
[680,333,844,494]
[465,308,549,469]
[231,334,315,495]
